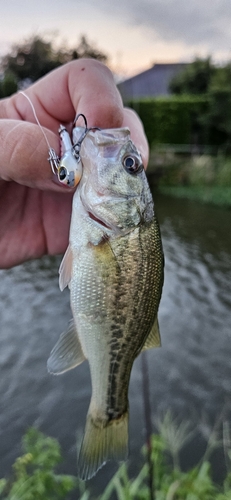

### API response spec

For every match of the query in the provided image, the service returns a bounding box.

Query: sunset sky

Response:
[1,0,231,79]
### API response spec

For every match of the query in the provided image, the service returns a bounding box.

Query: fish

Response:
[47,125,164,480]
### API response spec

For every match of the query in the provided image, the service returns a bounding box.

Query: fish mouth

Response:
[88,211,112,230]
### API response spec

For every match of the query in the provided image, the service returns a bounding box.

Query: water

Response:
[0,192,231,493]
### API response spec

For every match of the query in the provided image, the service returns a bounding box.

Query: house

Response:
[117,63,188,101]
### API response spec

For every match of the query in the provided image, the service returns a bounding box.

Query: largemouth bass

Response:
[47,126,164,480]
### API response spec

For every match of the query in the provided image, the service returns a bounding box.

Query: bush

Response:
[0,72,18,98]
[0,428,78,500]
[127,96,208,147]
[216,158,231,186]
[2,416,231,499]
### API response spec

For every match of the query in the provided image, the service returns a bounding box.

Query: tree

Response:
[0,72,18,98]
[2,36,64,83]
[203,64,231,146]
[169,57,216,95]
[169,57,231,146]
[71,35,108,64]
[1,34,108,86]
[209,63,231,92]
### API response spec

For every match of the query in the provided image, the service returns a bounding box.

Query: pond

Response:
[0,190,231,494]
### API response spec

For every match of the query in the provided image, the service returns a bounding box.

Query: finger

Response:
[8,59,124,131]
[122,108,149,168]
[0,119,66,190]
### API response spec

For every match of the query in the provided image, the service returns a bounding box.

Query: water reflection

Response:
[0,192,230,494]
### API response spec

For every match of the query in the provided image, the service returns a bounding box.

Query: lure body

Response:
[57,125,83,187]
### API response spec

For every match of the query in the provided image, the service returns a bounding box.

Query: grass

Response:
[158,186,231,208]
[2,414,231,499]
[149,150,231,208]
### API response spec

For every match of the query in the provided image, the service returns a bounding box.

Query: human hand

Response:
[0,59,149,269]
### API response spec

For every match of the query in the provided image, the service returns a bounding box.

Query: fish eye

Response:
[122,155,143,175]
[58,166,68,182]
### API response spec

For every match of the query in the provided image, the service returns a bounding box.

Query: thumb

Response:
[0,119,65,190]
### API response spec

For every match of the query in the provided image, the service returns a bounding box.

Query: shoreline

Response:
[156,185,231,209]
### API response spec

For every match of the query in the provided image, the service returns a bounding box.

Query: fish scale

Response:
[47,126,164,480]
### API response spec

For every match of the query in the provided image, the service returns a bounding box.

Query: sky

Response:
[1,0,231,79]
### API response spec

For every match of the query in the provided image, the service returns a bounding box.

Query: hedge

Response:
[127,96,209,146]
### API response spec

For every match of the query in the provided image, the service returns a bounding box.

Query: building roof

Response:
[117,63,188,100]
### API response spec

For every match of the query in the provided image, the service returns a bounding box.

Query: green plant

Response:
[96,413,231,499]
[3,416,231,500]
[0,72,18,98]
[0,428,79,500]
[169,57,216,95]
[1,34,108,84]
[127,96,208,147]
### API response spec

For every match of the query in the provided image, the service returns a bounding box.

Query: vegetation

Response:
[169,57,217,95]
[126,57,231,149]
[1,40,231,207]
[128,97,208,147]
[149,150,231,208]
[2,415,231,499]
[0,72,18,98]
[158,185,231,208]
[169,57,231,96]
[128,94,231,150]
[128,58,231,208]
[169,57,231,147]
[0,34,108,95]
[0,428,78,499]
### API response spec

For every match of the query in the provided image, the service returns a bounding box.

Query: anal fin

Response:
[47,320,86,375]
[142,316,161,351]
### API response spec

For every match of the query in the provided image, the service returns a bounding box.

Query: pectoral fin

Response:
[142,317,161,351]
[59,244,73,291]
[47,320,86,375]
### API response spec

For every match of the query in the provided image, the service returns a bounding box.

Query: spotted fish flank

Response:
[47,126,164,480]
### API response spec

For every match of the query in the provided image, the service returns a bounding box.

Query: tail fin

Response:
[78,412,128,480]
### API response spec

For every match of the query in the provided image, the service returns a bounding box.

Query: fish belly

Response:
[70,217,164,479]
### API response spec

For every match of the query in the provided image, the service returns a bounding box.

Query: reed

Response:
[2,415,231,499]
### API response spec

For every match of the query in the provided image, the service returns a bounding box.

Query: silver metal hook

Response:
[73,113,88,129]
[72,113,101,160]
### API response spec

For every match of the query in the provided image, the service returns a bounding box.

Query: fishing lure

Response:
[48,119,85,188]
[19,92,96,187]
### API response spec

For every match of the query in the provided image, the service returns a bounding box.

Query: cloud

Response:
[0,0,230,70]
[87,0,231,52]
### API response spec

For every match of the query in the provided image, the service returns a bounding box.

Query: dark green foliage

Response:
[2,36,65,83]
[1,34,108,85]
[168,57,231,146]
[209,63,231,91]
[128,97,208,146]
[98,413,231,499]
[152,151,231,208]
[0,428,77,500]
[169,57,216,95]
[159,186,231,208]
[2,417,231,499]
[71,35,108,63]
[0,72,18,98]
[128,92,231,148]
[203,90,231,146]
